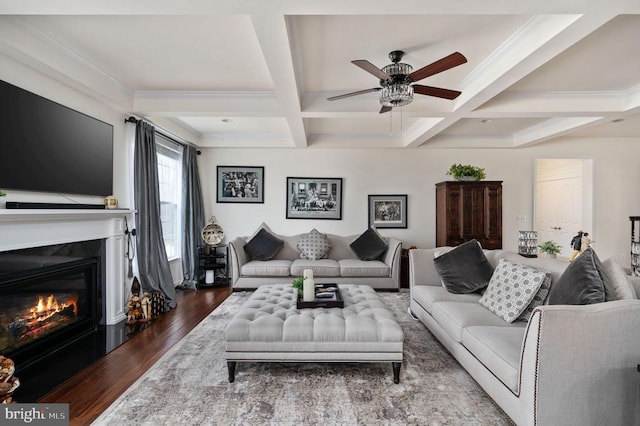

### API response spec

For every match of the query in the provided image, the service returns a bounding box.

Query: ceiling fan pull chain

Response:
[401,105,403,135]
[389,108,393,135]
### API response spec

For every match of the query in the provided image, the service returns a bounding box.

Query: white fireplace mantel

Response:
[0,209,134,324]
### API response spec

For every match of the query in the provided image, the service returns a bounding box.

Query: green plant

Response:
[291,276,304,292]
[446,164,486,181]
[537,240,562,255]
[0,190,6,197]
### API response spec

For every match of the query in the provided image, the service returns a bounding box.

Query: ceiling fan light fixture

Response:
[379,61,414,107]
[381,62,413,77]
[380,83,413,107]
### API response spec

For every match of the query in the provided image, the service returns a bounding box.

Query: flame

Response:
[28,294,78,324]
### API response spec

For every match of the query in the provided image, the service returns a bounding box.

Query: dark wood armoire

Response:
[435,181,503,249]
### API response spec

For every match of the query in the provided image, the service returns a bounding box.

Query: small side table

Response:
[197,245,229,287]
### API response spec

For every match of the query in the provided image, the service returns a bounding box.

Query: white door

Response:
[535,159,593,259]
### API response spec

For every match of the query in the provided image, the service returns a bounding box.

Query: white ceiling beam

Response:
[472,91,627,116]
[133,91,281,117]
[197,136,291,148]
[250,12,307,147]
[513,116,603,147]
[405,13,618,148]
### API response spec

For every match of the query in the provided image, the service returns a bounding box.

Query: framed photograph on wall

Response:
[286,177,343,220]
[217,166,264,203]
[368,194,407,229]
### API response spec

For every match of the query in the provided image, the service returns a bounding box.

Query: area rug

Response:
[93,290,513,425]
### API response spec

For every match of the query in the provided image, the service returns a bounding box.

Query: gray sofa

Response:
[229,230,402,290]
[409,248,640,426]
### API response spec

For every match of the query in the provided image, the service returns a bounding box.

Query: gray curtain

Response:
[181,145,205,289]
[134,121,177,308]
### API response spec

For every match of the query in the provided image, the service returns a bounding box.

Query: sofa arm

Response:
[383,238,402,287]
[228,237,248,285]
[409,248,443,288]
[521,300,640,426]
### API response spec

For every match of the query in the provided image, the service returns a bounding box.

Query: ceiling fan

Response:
[328,50,467,114]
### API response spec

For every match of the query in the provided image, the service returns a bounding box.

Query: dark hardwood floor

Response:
[39,286,232,426]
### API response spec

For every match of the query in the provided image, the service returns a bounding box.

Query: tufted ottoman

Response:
[224,284,404,383]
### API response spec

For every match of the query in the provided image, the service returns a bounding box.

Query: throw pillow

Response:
[479,259,548,322]
[433,239,494,294]
[350,227,388,261]
[548,248,614,305]
[243,228,284,261]
[601,257,636,300]
[516,273,552,321]
[297,229,331,260]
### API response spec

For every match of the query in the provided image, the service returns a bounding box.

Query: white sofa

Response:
[409,248,640,426]
[229,231,402,290]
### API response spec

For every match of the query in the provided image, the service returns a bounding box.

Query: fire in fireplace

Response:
[0,240,102,369]
[6,293,79,352]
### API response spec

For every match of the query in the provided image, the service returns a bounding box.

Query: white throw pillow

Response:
[479,258,548,323]
[297,229,331,260]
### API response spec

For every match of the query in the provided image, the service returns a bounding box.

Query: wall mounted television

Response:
[0,79,113,197]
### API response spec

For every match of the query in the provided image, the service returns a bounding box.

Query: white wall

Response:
[200,138,640,263]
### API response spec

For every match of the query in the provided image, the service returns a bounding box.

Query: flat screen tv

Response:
[0,79,113,197]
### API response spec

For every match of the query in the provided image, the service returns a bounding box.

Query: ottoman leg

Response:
[392,362,401,384]
[227,361,236,383]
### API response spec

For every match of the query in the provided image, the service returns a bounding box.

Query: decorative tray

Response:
[296,284,344,309]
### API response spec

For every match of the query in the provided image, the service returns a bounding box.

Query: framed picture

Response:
[286,177,343,220]
[368,194,408,229]
[217,166,264,203]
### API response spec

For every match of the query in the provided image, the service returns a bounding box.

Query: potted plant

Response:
[291,276,304,295]
[0,190,6,197]
[537,240,562,258]
[446,164,486,181]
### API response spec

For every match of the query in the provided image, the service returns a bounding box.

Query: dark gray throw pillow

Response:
[433,239,494,294]
[244,228,284,261]
[548,248,614,305]
[350,228,388,261]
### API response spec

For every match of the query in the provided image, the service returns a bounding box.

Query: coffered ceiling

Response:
[0,1,639,149]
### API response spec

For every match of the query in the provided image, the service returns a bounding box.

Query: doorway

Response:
[535,159,594,259]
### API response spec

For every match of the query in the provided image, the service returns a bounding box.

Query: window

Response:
[156,133,183,260]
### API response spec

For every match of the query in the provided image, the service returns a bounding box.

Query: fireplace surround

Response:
[0,209,133,325]
[0,209,134,400]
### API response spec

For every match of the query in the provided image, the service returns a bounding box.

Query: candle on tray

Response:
[303,269,314,279]
[303,278,315,301]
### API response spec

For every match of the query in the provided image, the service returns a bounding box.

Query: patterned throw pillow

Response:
[479,258,548,323]
[297,229,331,260]
[516,273,552,321]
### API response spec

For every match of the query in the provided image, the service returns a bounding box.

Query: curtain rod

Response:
[123,115,200,154]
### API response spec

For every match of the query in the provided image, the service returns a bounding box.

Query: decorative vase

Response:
[457,176,478,181]
[303,278,315,301]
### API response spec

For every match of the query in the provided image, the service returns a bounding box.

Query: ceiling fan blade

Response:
[352,60,391,80]
[327,88,380,101]
[408,52,467,82]
[413,84,462,100]
[379,105,392,114]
